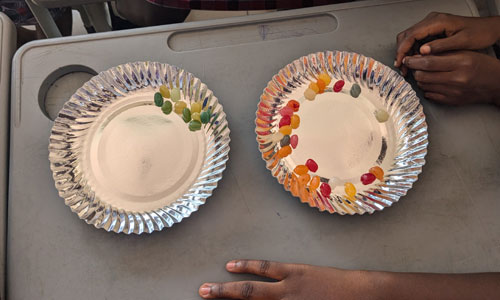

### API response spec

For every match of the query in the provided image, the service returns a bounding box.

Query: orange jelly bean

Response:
[277,145,292,158]
[287,100,300,112]
[298,174,311,185]
[279,125,292,135]
[309,82,320,93]
[309,176,321,190]
[290,115,300,129]
[369,166,384,181]
[316,79,326,93]
[294,165,309,175]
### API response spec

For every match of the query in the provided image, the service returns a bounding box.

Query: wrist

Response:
[349,270,395,300]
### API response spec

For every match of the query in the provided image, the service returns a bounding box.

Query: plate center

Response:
[288,87,394,184]
[84,91,205,211]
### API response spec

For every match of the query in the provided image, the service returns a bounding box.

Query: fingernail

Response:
[226,261,237,271]
[420,45,431,54]
[393,60,398,67]
[402,57,407,65]
[199,284,212,297]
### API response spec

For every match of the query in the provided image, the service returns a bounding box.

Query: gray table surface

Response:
[0,12,16,300]
[7,0,500,299]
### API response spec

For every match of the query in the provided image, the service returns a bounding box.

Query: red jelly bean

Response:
[279,106,294,117]
[290,135,298,149]
[333,80,345,92]
[306,159,318,172]
[287,100,300,112]
[320,182,331,197]
[361,173,376,185]
[279,115,291,128]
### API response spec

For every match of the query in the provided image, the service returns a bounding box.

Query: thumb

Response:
[420,34,466,54]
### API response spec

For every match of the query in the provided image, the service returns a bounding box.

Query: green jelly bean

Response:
[171,88,181,102]
[200,111,210,124]
[182,107,191,123]
[189,120,202,131]
[350,83,362,98]
[154,92,164,107]
[161,101,172,115]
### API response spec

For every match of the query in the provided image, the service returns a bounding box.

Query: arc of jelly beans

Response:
[154,84,211,132]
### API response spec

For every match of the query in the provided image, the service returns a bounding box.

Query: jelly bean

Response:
[294,165,309,175]
[333,80,345,92]
[287,100,300,112]
[290,135,298,149]
[279,106,294,117]
[304,88,316,101]
[279,125,292,136]
[316,79,326,93]
[306,159,318,172]
[344,182,356,198]
[182,107,191,123]
[309,176,321,190]
[191,102,202,114]
[277,145,292,158]
[154,92,164,107]
[318,72,331,85]
[290,115,300,129]
[200,111,210,124]
[170,87,181,102]
[189,120,201,132]
[279,115,291,128]
[160,84,170,98]
[350,83,361,98]
[309,82,320,93]
[191,112,201,122]
[280,135,290,147]
[161,101,172,115]
[174,101,187,114]
[375,109,389,123]
[361,173,376,185]
[298,174,311,185]
[369,166,384,181]
[320,182,331,197]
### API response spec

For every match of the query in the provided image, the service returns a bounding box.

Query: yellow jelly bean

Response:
[174,101,187,114]
[192,112,201,122]
[344,182,356,199]
[279,125,292,136]
[318,72,331,85]
[159,84,170,98]
[290,115,300,129]
[309,82,320,93]
[191,102,202,114]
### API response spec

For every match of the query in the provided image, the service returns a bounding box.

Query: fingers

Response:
[418,83,463,105]
[395,21,448,67]
[403,55,455,72]
[424,92,447,102]
[226,260,290,280]
[412,70,454,84]
[199,281,282,299]
[422,33,466,54]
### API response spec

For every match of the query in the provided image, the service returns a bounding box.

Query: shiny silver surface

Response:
[256,51,428,215]
[49,62,230,234]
